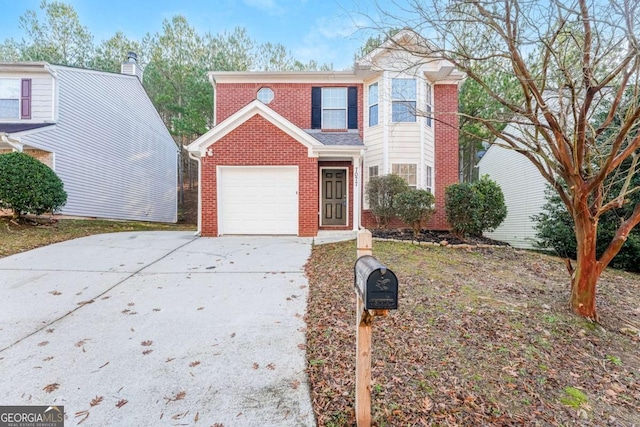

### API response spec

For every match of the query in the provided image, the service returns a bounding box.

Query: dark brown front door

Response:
[322,169,347,226]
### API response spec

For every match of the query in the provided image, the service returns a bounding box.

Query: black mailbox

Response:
[354,255,398,310]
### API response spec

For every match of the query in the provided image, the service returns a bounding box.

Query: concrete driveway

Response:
[0,232,316,426]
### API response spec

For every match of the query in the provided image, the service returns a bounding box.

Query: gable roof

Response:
[356,29,464,82]
[187,100,364,158]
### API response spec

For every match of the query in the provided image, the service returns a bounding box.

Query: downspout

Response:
[208,73,217,127]
[188,150,202,237]
[1,134,23,152]
[189,74,218,237]
[45,64,59,122]
[355,149,365,230]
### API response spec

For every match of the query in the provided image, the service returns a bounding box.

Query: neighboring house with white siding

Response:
[0,58,178,223]
[477,126,548,249]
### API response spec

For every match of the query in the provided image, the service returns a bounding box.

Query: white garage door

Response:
[218,166,298,235]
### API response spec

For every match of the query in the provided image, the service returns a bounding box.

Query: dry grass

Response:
[0,216,195,258]
[305,240,640,426]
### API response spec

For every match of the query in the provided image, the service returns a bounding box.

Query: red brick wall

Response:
[216,83,364,137]
[427,83,459,230]
[201,114,318,237]
[318,161,353,230]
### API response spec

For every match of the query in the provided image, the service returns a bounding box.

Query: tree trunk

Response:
[570,211,601,321]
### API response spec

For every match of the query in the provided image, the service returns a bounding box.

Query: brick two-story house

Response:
[187,30,463,237]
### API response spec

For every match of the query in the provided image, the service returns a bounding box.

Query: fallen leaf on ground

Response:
[75,410,89,424]
[43,383,59,393]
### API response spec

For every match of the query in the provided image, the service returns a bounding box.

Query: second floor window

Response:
[312,86,357,130]
[257,87,274,104]
[368,83,378,127]
[425,82,433,127]
[322,87,347,129]
[0,79,20,120]
[391,78,416,123]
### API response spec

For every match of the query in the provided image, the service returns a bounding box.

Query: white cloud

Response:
[289,12,370,70]
[243,0,284,15]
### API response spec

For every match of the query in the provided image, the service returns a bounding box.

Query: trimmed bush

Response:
[394,189,435,236]
[366,174,410,228]
[474,175,508,233]
[445,183,480,236]
[445,175,507,237]
[0,152,67,219]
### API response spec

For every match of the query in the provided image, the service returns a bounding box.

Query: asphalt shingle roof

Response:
[0,123,55,134]
[305,131,363,146]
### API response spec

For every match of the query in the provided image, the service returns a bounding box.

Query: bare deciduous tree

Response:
[364,0,640,320]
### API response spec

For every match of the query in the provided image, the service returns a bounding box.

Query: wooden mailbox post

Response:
[354,229,398,426]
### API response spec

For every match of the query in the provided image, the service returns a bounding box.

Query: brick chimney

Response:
[121,52,143,83]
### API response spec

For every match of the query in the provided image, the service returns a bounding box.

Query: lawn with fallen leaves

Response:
[304,240,640,426]
[0,217,195,258]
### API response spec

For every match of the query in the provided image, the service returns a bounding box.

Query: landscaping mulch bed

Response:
[371,228,511,247]
[304,240,640,426]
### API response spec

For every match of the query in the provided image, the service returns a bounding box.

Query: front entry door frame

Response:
[320,167,349,227]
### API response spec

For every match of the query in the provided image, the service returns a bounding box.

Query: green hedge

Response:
[0,152,67,218]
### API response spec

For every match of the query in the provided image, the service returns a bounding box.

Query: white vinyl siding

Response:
[218,166,298,235]
[31,76,54,121]
[478,139,548,249]
[21,66,177,223]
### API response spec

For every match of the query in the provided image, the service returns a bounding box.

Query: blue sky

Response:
[0,0,395,70]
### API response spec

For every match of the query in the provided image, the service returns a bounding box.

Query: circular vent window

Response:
[257,87,274,104]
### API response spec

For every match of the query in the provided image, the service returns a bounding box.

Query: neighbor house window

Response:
[368,165,379,181]
[392,163,417,188]
[257,87,274,104]
[425,165,433,193]
[425,82,433,127]
[368,83,378,126]
[0,79,20,119]
[391,78,416,122]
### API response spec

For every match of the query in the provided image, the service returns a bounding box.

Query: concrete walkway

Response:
[0,232,316,426]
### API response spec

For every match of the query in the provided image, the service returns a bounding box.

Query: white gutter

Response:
[188,150,202,236]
